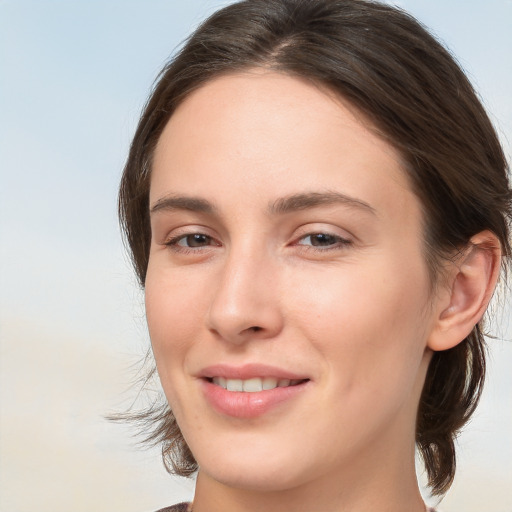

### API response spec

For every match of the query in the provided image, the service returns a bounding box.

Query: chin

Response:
[202,463,304,493]
[194,439,309,492]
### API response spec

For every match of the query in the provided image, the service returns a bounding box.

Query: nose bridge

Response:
[206,239,282,342]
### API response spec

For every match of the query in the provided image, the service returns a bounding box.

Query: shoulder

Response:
[155,502,192,512]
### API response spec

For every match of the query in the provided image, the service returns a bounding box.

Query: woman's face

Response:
[146,72,438,491]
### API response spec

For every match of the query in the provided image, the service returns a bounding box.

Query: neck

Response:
[192,436,426,512]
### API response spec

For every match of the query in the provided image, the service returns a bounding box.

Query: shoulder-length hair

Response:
[118,0,512,496]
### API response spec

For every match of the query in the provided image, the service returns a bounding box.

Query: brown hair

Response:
[118,0,512,496]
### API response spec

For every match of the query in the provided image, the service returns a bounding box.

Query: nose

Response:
[205,248,284,345]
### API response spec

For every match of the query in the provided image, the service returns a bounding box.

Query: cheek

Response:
[288,257,431,381]
[144,265,203,377]
[292,267,431,449]
[144,271,203,424]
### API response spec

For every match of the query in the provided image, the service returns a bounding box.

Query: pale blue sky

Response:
[1,1,511,511]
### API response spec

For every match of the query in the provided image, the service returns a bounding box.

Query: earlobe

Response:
[427,230,502,352]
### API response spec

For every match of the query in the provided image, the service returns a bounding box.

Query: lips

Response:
[199,364,310,418]
[199,363,308,381]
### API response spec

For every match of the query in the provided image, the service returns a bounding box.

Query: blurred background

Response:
[0,1,510,511]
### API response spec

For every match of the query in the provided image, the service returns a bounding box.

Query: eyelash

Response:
[164,231,352,254]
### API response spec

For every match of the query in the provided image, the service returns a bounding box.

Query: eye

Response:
[296,232,352,250]
[166,233,218,249]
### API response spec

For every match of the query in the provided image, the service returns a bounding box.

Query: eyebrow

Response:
[269,191,376,216]
[150,195,216,214]
[150,191,376,216]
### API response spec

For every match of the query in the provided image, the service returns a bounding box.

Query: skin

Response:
[145,71,491,512]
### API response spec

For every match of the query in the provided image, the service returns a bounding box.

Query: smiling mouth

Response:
[208,376,309,392]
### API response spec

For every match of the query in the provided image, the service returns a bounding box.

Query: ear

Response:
[427,230,502,351]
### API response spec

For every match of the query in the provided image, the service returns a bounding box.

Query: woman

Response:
[118,1,511,511]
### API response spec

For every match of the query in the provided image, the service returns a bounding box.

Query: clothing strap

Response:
[157,502,436,512]
[155,502,193,512]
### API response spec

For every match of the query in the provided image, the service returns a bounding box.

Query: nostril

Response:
[250,326,262,332]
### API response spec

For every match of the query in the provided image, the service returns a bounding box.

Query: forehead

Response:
[151,71,418,223]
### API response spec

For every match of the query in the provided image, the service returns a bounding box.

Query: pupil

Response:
[188,234,208,247]
[312,233,335,246]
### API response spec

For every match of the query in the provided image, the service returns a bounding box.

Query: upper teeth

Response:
[211,377,302,392]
